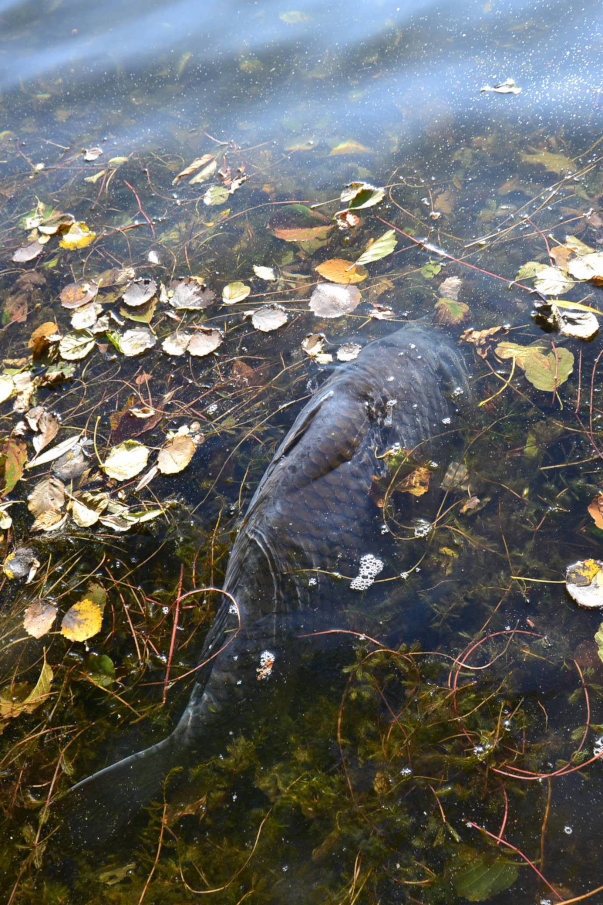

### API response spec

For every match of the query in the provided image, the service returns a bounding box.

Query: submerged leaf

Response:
[157,435,196,474]
[434,298,470,325]
[355,229,397,266]
[28,321,61,357]
[60,279,99,309]
[340,182,385,209]
[58,222,96,249]
[336,343,362,362]
[496,341,573,391]
[119,327,157,357]
[122,278,157,307]
[273,225,332,242]
[27,476,65,517]
[23,600,58,638]
[203,185,230,206]
[309,282,361,318]
[0,660,53,720]
[588,494,603,530]
[162,331,193,356]
[533,265,573,296]
[59,330,95,361]
[1,438,27,494]
[168,278,215,310]
[567,252,603,284]
[2,547,40,581]
[452,853,519,901]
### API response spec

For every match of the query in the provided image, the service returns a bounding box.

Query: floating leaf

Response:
[23,600,58,638]
[203,185,230,206]
[168,278,215,310]
[533,265,573,296]
[102,440,149,481]
[452,853,519,901]
[496,341,573,391]
[84,653,115,688]
[157,435,196,474]
[53,443,87,481]
[521,149,574,174]
[60,279,98,309]
[439,276,462,300]
[162,331,193,356]
[28,321,61,357]
[59,330,95,361]
[26,406,60,453]
[59,222,96,249]
[251,304,288,332]
[534,302,599,341]
[595,623,603,665]
[339,182,385,210]
[61,598,103,642]
[27,434,81,469]
[222,282,251,304]
[0,438,27,494]
[253,265,277,281]
[3,547,39,582]
[567,252,603,284]
[31,509,67,532]
[354,229,397,267]
[187,328,223,356]
[515,260,545,281]
[315,258,367,284]
[566,559,603,609]
[588,494,603,530]
[434,298,470,325]
[0,375,14,404]
[83,147,103,161]
[272,225,332,242]
[301,333,327,357]
[119,327,157,357]
[71,302,101,330]
[27,476,65,517]
[336,342,362,362]
[69,492,109,527]
[122,278,157,307]
[334,210,361,229]
[309,282,361,318]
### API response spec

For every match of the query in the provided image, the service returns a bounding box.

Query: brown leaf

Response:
[28,322,61,358]
[399,466,431,497]
[12,240,44,263]
[27,476,66,517]
[23,600,58,638]
[157,435,196,474]
[0,438,27,495]
[588,494,603,530]
[60,279,99,309]
[272,225,332,242]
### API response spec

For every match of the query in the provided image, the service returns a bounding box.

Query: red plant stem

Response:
[467,822,562,901]
[124,178,155,237]
[376,216,535,292]
[162,565,184,704]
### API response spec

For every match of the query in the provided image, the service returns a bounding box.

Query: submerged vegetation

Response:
[0,10,602,897]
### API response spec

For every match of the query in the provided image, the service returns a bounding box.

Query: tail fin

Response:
[67,732,181,846]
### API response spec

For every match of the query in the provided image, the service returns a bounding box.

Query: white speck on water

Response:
[441,416,451,425]
[350,553,384,590]
[308,576,318,586]
[257,650,275,680]
[162,605,169,614]
[228,603,238,615]
[413,519,432,538]
[400,571,409,579]
[206,403,218,415]
[400,766,412,776]
[452,386,465,397]
[564,826,573,835]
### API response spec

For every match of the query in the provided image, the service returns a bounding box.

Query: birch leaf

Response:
[102,440,150,481]
[355,230,397,266]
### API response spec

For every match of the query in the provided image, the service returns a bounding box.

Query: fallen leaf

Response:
[157,435,196,474]
[187,328,223,356]
[122,278,157,307]
[31,509,67,532]
[521,149,574,174]
[168,278,215,310]
[222,282,251,304]
[329,140,371,155]
[59,330,95,361]
[27,476,65,517]
[340,182,384,210]
[533,265,573,296]
[12,240,44,263]
[83,147,103,161]
[69,491,109,527]
[59,222,96,249]
[0,375,14,404]
[119,327,157,357]
[60,279,99,309]
[336,342,362,362]
[23,600,58,638]
[0,659,53,720]
[172,154,215,184]
[355,229,397,266]
[567,252,603,284]
[400,466,431,497]
[315,258,367,284]
[439,276,462,300]
[588,494,603,530]
[52,444,87,481]
[61,598,103,642]
[27,434,81,469]
[273,225,332,242]
[71,302,102,330]
[434,298,470,325]
[0,438,27,494]
[162,331,193,356]
[253,265,277,281]
[3,546,40,581]
[309,282,361,318]
[26,407,60,453]
[203,185,230,206]
[480,77,521,94]
[28,322,61,357]
[566,559,603,609]
[334,210,361,229]
[496,341,574,391]
[251,304,288,331]
[301,333,327,357]
[102,440,150,481]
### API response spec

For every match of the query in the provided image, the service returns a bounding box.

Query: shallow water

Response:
[0,0,602,902]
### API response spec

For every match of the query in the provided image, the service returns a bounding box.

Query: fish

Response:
[68,324,469,842]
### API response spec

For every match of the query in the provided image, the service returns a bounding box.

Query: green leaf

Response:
[496,341,574,392]
[420,261,442,279]
[355,230,397,266]
[595,623,603,665]
[339,181,385,210]
[452,853,519,901]
[0,438,27,495]
[203,185,230,206]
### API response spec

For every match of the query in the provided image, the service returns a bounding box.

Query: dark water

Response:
[0,0,602,903]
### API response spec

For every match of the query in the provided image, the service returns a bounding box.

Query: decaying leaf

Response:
[329,140,371,155]
[27,476,65,518]
[71,302,102,330]
[253,265,277,281]
[533,301,599,341]
[315,259,367,285]
[173,154,215,184]
[251,304,288,332]
[119,327,157,357]
[0,659,53,720]
[520,149,574,174]
[203,185,230,206]
[70,491,109,527]
[566,559,603,609]
[399,466,431,497]
[168,278,215,310]
[222,282,251,304]
[301,333,327,357]
[533,266,573,297]
[567,252,603,284]
[187,328,223,356]
[26,406,60,453]
[434,298,470,325]
[58,222,96,249]
[588,494,603,530]
[309,282,361,318]
[0,375,14,405]
[162,331,193,356]
[102,440,150,481]
[53,443,88,481]
[28,322,61,357]
[452,852,519,901]
[60,279,99,309]
[0,438,28,494]
[61,598,103,642]
[122,278,157,307]
[439,276,462,301]
[273,225,332,243]
[462,326,507,358]
[59,330,95,361]
[3,546,40,582]
[23,600,58,638]
[336,343,362,362]
[27,434,82,470]
[12,240,44,263]
[441,462,470,491]
[157,435,196,474]
[354,230,397,266]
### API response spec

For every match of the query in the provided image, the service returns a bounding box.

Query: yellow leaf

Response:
[59,222,96,250]
[329,140,371,156]
[61,598,103,642]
